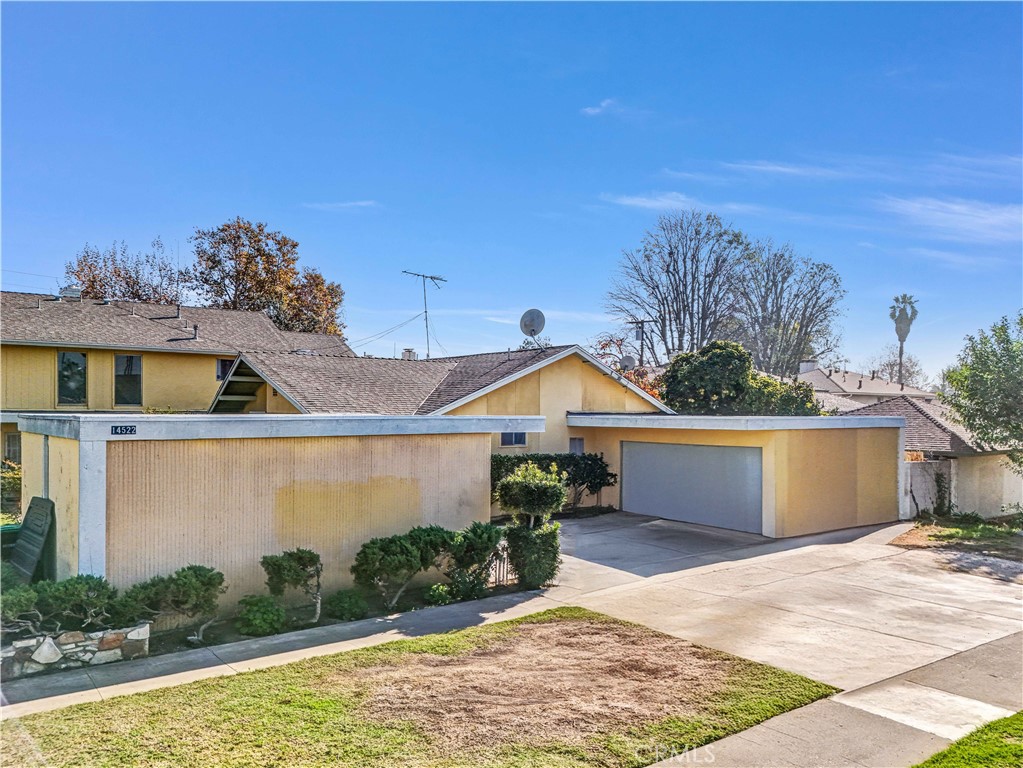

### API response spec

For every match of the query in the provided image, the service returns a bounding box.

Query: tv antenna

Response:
[402,271,447,359]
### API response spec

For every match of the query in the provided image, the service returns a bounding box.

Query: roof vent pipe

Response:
[176,304,181,319]
[900,382,905,391]
[857,379,862,389]
[193,324,199,340]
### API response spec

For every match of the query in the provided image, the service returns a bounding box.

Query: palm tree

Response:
[889,294,918,385]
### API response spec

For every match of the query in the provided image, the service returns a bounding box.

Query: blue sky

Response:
[3,2,1020,378]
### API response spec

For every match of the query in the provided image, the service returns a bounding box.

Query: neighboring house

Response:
[848,395,1022,518]
[791,359,934,407]
[0,290,353,463]
[210,345,671,453]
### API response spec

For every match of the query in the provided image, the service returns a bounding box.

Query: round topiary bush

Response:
[235,595,286,636]
[505,521,562,589]
[323,589,369,621]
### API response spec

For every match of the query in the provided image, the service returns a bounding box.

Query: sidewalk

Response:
[0,591,560,719]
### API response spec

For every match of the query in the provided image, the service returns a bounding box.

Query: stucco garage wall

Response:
[104,434,491,604]
[955,454,1023,518]
[573,424,900,538]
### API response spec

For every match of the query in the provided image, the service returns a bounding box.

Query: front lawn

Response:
[914,712,1023,768]
[2,607,837,767]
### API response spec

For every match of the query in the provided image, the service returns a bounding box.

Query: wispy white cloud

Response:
[484,316,517,325]
[580,98,619,116]
[601,191,701,210]
[876,196,1022,243]
[722,160,852,179]
[580,98,652,119]
[660,168,731,184]
[302,200,379,211]
[905,246,1007,271]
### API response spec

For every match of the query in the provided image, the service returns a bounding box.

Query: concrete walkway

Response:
[3,513,1021,768]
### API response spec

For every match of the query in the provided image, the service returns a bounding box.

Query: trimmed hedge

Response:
[491,452,617,507]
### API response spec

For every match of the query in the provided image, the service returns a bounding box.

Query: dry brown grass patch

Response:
[321,618,730,754]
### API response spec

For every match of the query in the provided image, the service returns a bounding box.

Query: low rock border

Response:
[1,623,150,680]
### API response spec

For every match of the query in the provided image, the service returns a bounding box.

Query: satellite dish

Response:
[519,308,546,338]
[620,355,636,372]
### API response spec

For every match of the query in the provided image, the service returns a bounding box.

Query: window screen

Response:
[569,437,585,455]
[500,432,527,447]
[216,359,234,381]
[4,433,21,464]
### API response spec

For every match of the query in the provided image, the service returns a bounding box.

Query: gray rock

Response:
[126,624,151,640]
[89,649,122,665]
[31,637,63,664]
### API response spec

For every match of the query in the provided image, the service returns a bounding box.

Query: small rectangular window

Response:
[500,432,527,447]
[216,359,235,381]
[114,354,142,406]
[569,437,585,456]
[57,351,87,405]
[4,433,21,464]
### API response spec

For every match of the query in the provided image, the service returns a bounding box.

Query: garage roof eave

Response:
[566,413,905,431]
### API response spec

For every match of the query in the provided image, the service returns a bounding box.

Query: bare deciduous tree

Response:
[732,240,845,376]
[862,344,929,389]
[65,238,186,304]
[606,210,745,366]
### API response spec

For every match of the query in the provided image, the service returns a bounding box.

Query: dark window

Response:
[114,354,142,406]
[569,437,585,455]
[500,432,527,447]
[216,359,234,381]
[57,351,87,405]
[4,432,21,464]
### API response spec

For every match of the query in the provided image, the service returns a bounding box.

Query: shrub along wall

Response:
[491,453,617,507]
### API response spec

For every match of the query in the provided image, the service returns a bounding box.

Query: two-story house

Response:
[0,290,352,462]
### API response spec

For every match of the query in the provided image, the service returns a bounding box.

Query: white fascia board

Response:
[431,345,672,415]
[1,412,20,424]
[566,413,906,431]
[17,413,546,442]
[1,339,238,356]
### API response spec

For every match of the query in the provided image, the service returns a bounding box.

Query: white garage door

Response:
[621,442,763,533]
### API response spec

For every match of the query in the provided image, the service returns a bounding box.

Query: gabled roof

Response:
[0,290,351,356]
[794,366,933,399]
[277,330,354,356]
[847,395,979,455]
[815,391,862,413]
[211,344,671,416]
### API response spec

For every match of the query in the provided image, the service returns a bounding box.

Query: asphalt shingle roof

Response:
[794,366,933,398]
[847,395,979,455]
[0,291,351,356]
[240,351,457,415]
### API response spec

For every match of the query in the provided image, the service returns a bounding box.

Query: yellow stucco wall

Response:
[238,383,303,414]
[448,354,659,454]
[574,425,900,537]
[104,434,491,603]
[1,344,230,413]
[19,433,79,579]
[956,454,1023,518]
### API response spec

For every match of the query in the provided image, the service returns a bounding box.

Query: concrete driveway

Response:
[548,512,1023,767]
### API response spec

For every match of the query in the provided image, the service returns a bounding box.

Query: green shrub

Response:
[445,521,503,600]
[423,583,453,606]
[33,575,122,633]
[323,589,369,621]
[351,526,453,610]
[1,460,21,497]
[0,582,40,636]
[1,561,22,590]
[491,453,617,506]
[505,522,562,589]
[118,564,226,641]
[236,594,286,636]
[261,548,323,624]
[495,462,567,527]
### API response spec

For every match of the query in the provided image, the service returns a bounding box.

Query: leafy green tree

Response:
[660,340,822,416]
[941,313,1023,472]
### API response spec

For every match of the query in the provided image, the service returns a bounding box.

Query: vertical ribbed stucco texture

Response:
[104,434,490,603]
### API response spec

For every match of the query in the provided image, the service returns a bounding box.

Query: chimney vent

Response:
[798,359,818,374]
[401,348,417,361]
